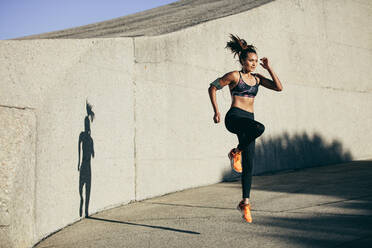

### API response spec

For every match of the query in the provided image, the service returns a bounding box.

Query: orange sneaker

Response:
[237,200,252,223]
[228,148,242,173]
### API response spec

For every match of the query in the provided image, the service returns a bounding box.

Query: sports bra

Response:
[230,71,259,98]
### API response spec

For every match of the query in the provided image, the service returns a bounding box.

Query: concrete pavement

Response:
[33,160,372,248]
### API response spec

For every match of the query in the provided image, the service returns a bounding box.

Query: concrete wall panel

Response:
[0,107,36,248]
[1,38,136,245]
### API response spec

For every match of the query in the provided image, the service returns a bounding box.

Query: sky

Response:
[0,0,179,40]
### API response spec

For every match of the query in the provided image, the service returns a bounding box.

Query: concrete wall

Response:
[0,39,136,247]
[134,0,372,181]
[0,0,371,247]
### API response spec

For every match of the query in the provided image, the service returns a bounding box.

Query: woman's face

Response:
[242,52,258,72]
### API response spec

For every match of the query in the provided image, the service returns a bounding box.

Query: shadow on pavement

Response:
[86,216,200,235]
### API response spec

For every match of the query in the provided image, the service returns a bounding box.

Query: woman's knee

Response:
[256,123,265,136]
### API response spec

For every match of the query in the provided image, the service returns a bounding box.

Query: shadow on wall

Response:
[254,132,353,175]
[224,131,353,181]
[78,99,95,218]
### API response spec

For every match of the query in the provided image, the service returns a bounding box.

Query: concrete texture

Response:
[0,107,36,248]
[32,161,372,248]
[11,0,275,39]
[0,0,371,247]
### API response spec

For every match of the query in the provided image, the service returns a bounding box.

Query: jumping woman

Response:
[208,34,283,223]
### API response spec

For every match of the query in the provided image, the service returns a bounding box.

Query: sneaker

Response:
[228,148,242,173]
[237,200,252,223]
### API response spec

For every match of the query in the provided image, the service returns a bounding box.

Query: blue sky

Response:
[0,0,178,40]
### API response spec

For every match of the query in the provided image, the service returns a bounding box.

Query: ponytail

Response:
[225,33,257,64]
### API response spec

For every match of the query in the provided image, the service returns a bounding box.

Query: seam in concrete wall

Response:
[132,37,138,201]
[33,109,38,243]
[289,82,372,94]
[321,0,328,41]
[0,104,36,110]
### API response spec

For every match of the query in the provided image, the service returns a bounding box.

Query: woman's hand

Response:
[260,57,271,70]
[213,112,221,123]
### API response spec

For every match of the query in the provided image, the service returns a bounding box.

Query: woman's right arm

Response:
[208,71,235,123]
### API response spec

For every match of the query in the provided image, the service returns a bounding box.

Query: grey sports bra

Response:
[231,71,259,98]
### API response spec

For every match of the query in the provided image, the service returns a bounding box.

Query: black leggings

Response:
[224,107,265,198]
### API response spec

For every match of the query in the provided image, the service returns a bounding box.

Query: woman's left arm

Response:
[256,57,283,92]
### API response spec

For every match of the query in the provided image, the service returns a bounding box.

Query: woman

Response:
[208,34,283,223]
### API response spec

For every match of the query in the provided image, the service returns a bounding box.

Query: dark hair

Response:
[225,33,257,65]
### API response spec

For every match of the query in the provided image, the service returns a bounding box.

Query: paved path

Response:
[34,160,372,248]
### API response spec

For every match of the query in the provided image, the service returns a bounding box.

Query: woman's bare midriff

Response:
[228,71,258,113]
[231,96,255,113]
